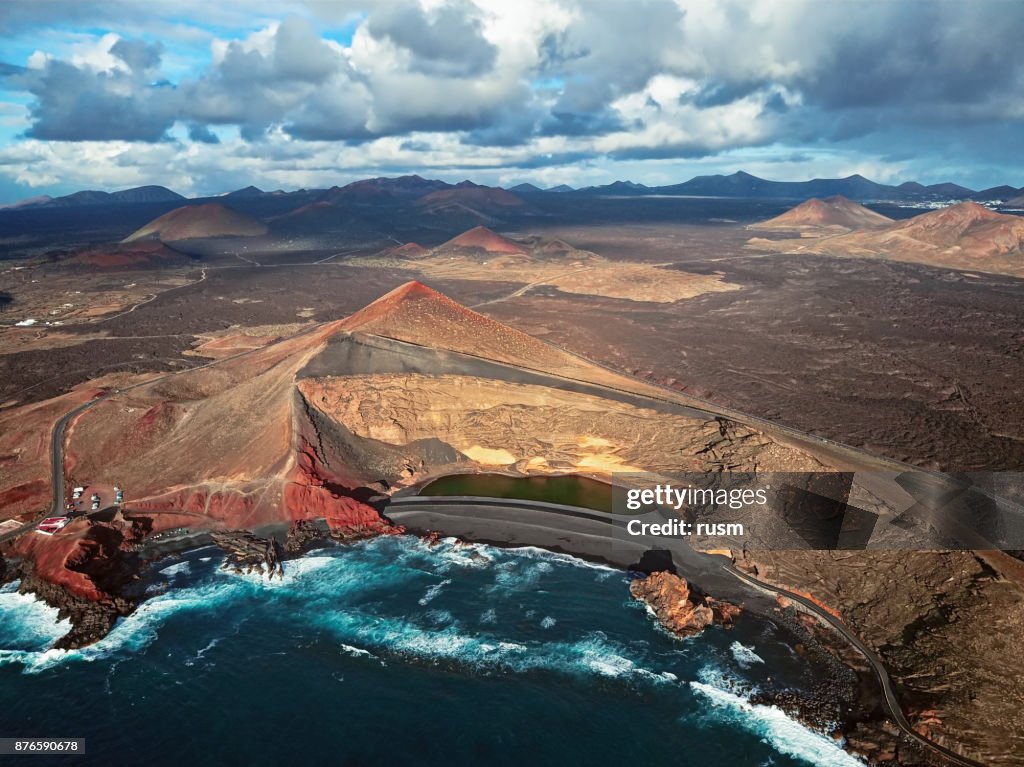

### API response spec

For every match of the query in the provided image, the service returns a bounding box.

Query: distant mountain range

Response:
[2,185,185,209]
[572,171,1023,202]
[4,171,1022,211]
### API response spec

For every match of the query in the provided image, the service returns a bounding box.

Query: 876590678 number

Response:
[0,739,85,755]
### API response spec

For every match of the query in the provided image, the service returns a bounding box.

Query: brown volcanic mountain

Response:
[416,185,525,212]
[751,201,1024,276]
[436,225,527,254]
[123,202,268,243]
[823,202,1024,272]
[339,280,590,372]
[54,279,831,545]
[754,196,893,231]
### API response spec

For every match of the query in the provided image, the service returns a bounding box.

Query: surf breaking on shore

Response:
[0,536,862,766]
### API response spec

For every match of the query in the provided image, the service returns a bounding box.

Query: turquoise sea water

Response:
[0,536,862,766]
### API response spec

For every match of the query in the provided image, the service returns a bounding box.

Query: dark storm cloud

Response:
[187,123,219,143]
[792,3,1024,112]
[1,0,1022,184]
[536,108,627,138]
[110,38,163,71]
[365,0,496,77]
[17,59,176,141]
[541,0,684,114]
[692,81,767,109]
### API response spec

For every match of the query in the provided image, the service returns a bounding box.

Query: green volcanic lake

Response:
[419,473,614,512]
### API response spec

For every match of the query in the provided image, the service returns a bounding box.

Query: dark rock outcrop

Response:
[14,558,134,650]
[211,531,283,577]
[630,571,741,637]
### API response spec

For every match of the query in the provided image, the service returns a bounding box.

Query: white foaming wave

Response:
[690,682,863,767]
[1,579,20,594]
[422,539,495,571]
[424,609,453,626]
[319,609,676,685]
[540,616,556,629]
[562,634,678,683]
[0,543,440,672]
[339,643,380,662]
[501,545,619,573]
[730,641,765,668]
[697,664,757,698]
[488,558,555,594]
[0,589,72,653]
[158,561,191,577]
[1,577,245,673]
[418,578,452,606]
[479,608,497,624]
[220,553,371,593]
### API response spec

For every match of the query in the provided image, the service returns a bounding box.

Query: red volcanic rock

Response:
[283,482,388,532]
[437,225,527,254]
[15,520,124,602]
[793,200,1024,273]
[630,571,741,637]
[71,240,190,268]
[10,520,137,649]
[389,242,429,258]
[284,435,397,536]
[882,201,1024,258]
[128,487,261,527]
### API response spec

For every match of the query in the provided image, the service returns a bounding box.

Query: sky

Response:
[0,0,1022,203]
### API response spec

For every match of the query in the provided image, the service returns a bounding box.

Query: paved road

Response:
[388,495,985,767]
[723,567,984,767]
[27,320,330,529]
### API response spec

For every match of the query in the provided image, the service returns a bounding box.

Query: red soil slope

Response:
[72,240,190,268]
[339,280,584,370]
[437,226,527,254]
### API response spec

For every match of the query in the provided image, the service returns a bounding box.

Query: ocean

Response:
[0,536,862,766]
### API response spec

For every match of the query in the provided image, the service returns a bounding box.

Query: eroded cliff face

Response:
[297,373,827,479]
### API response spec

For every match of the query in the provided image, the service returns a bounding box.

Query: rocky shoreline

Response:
[0,552,135,650]
[0,514,402,651]
[2,521,936,766]
[626,568,952,766]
